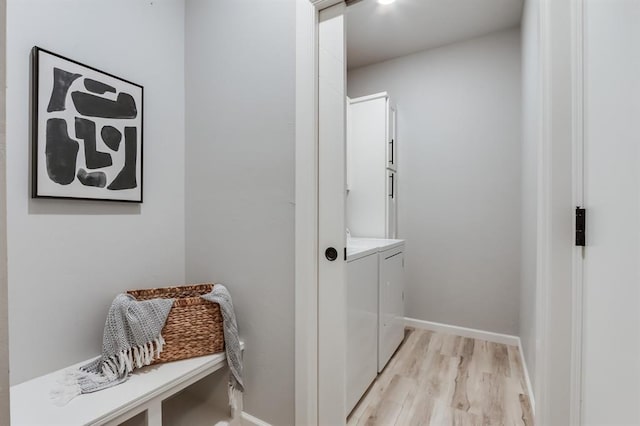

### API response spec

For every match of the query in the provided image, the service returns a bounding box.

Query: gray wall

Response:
[348,29,522,335]
[0,0,9,423]
[520,0,539,392]
[184,1,295,424]
[6,0,186,384]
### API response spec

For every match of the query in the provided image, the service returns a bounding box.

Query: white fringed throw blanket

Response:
[202,285,244,419]
[53,284,243,418]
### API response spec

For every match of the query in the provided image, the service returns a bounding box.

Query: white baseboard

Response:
[241,412,272,426]
[404,317,520,346]
[517,339,536,415]
[405,317,536,416]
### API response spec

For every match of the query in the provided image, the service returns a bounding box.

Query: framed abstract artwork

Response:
[31,47,143,202]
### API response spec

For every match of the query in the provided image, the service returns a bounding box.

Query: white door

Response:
[317,4,347,425]
[582,1,640,424]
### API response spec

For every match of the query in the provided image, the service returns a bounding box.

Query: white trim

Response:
[535,1,577,424]
[296,1,350,425]
[404,317,519,346]
[518,337,537,415]
[241,412,273,426]
[348,91,388,105]
[0,0,8,424]
[294,0,319,425]
[534,0,552,423]
[296,1,349,425]
[309,0,343,10]
[570,0,585,424]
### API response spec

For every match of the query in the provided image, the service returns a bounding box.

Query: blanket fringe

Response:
[50,381,81,406]
[51,334,166,406]
[51,369,104,406]
[228,383,243,420]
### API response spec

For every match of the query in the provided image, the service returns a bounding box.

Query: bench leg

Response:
[146,400,162,426]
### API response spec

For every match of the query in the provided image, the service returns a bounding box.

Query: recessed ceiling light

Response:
[377,0,396,5]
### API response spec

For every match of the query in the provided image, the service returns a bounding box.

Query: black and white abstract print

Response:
[32,47,143,202]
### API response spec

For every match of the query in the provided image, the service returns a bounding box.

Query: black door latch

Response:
[576,207,586,247]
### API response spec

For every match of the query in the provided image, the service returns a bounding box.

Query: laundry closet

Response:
[342,0,526,422]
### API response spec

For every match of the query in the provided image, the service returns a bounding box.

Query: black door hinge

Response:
[576,207,586,247]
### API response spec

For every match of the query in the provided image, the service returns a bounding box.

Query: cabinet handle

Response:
[389,174,394,198]
[389,139,394,165]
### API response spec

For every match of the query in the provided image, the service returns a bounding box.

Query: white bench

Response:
[10,343,243,426]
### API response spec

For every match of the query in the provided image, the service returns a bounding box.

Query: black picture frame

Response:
[31,46,144,203]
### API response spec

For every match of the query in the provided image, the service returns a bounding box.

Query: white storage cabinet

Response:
[347,92,398,239]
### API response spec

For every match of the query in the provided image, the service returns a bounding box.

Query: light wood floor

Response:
[347,328,534,426]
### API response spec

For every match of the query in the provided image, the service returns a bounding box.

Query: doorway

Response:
[295,0,578,425]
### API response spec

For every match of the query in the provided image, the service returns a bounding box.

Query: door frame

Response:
[0,0,10,423]
[295,0,581,424]
[535,0,580,424]
[569,0,585,423]
[294,1,320,424]
[295,1,345,425]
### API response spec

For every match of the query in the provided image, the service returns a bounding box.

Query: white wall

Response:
[520,0,540,394]
[184,1,295,424]
[6,0,186,384]
[348,29,522,335]
[0,0,9,422]
[582,1,640,424]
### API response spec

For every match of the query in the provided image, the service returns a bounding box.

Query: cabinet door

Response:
[346,96,388,238]
[378,248,405,372]
[347,254,379,412]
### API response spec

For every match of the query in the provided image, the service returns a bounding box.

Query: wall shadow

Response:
[28,197,141,215]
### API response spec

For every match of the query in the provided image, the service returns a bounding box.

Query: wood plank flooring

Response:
[347,328,534,426]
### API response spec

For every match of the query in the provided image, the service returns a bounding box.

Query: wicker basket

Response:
[126,283,224,364]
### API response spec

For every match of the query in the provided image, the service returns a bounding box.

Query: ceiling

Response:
[346,0,524,69]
